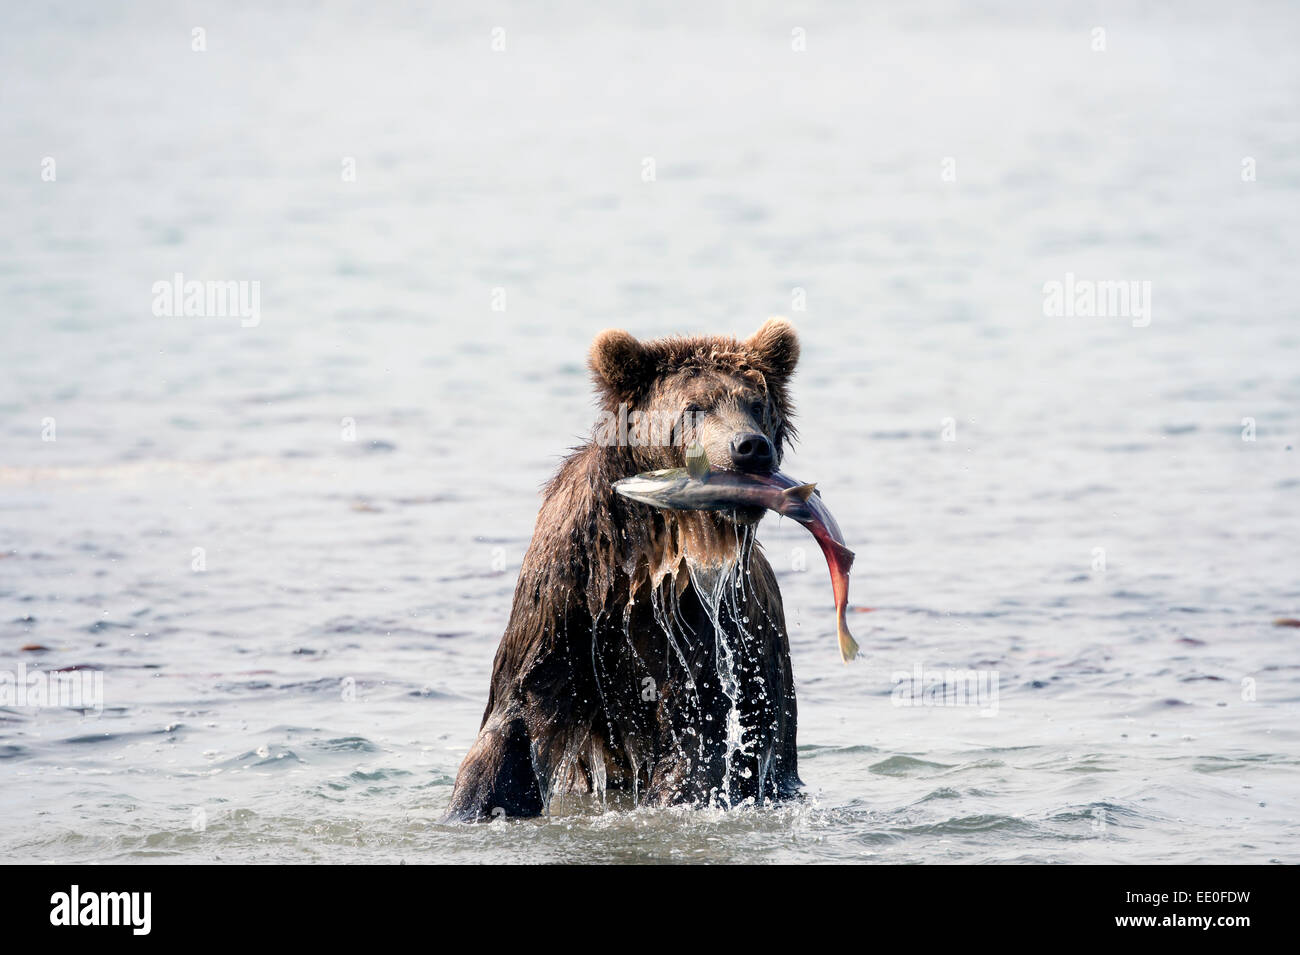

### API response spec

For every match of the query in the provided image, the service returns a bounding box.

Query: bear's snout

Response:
[729,432,775,473]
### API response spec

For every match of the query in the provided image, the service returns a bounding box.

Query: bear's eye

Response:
[684,403,703,417]
[750,401,765,420]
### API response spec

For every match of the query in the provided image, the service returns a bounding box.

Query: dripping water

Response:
[683,519,762,808]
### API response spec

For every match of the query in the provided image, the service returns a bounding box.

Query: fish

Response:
[613,445,860,663]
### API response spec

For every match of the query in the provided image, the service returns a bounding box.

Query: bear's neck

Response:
[658,510,752,575]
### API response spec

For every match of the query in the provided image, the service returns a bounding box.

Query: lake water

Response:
[1,0,1297,863]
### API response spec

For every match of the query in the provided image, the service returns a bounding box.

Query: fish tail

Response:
[837,607,859,663]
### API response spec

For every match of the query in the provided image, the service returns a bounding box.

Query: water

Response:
[1,0,1298,863]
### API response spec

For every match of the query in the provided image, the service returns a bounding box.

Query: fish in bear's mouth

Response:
[613,446,861,663]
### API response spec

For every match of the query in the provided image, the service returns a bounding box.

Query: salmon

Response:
[613,446,860,662]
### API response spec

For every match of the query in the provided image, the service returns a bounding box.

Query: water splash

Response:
[682,523,765,808]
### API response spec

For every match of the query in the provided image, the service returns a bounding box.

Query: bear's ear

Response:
[746,317,800,381]
[589,328,656,403]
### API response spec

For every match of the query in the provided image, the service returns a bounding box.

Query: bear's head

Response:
[589,318,800,522]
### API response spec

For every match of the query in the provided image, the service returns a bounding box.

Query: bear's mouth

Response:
[718,505,767,526]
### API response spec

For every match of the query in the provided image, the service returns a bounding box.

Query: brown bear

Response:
[446,318,804,819]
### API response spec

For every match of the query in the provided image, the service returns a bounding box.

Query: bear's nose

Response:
[729,432,775,473]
